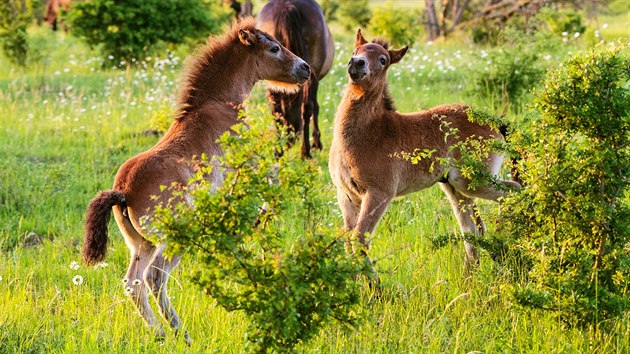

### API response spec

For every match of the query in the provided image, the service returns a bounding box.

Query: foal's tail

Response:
[83,190,126,265]
[499,124,524,186]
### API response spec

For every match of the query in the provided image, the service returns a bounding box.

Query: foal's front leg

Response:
[354,190,393,281]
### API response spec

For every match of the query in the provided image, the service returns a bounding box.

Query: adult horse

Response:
[44,0,71,31]
[257,0,334,158]
[82,19,310,344]
[224,0,253,19]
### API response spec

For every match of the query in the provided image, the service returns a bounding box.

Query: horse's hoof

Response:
[311,141,323,150]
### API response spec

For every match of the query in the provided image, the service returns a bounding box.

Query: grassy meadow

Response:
[1,7,629,353]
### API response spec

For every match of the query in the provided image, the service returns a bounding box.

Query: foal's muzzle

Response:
[296,60,311,82]
[348,57,367,82]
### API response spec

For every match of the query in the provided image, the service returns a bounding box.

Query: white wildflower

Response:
[72,275,83,286]
[69,261,80,270]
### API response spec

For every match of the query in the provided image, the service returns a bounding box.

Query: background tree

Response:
[0,0,34,66]
[337,0,371,31]
[66,0,232,66]
[368,1,420,47]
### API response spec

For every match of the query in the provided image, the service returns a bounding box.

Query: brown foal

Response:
[82,19,310,343]
[329,30,520,275]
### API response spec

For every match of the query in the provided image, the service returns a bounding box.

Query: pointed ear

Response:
[389,46,408,64]
[238,29,257,46]
[354,29,367,49]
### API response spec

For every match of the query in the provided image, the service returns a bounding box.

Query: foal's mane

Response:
[174,18,258,120]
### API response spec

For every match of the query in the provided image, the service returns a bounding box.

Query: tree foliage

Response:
[336,0,371,31]
[150,118,368,352]
[66,0,232,66]
[498,42,630,326]
[0,0,33,66]
[368,1,420,47]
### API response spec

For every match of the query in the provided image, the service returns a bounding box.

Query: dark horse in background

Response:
[257,0,334,158]
[44,0,71,31]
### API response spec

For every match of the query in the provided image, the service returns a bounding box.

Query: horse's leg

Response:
[354,190,393,280]
[113,206,165,337]
[124,243,166,338]
[337,190,360,252]
[301,84,313,158]
[309,77,323,150]
[439,182,482,268]
[144,244,191,345]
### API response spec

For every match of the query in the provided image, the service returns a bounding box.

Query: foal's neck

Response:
[336,82,394,132]
[181,45,258,118]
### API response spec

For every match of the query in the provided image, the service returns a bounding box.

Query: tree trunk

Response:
[425,0,440,40]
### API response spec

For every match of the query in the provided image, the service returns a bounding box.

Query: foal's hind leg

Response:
[439,182,484,267]
[144,244,191,345]
[124,243,165,338]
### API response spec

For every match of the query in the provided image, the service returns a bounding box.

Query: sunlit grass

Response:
[0,14,628,353]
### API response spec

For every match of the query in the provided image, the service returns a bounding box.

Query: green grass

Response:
[1,14,629,353]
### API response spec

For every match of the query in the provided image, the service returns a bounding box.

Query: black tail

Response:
[274,3,310,64]
[499,124,524,186]
[83,190,126,265]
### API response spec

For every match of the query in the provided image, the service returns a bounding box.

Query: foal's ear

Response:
[354,29,368,48]
[238,29,257,46]
[389,46,408,64]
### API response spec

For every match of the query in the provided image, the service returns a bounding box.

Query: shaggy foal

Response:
[329,30,520,274]
[82,19,310,343]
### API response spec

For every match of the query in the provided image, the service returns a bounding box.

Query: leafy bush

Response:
[498,42,630,326]
[367,1,419,47]
[66,0,232,66]
[538,7,586,36]
[151,118,367,352]
[337,0,371,31]
[0,0,33,66]
[319,0,339,22]
[471,29,559,113]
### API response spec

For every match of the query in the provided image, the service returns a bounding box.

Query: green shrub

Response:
[66,0,232,66]
[367,1,419,47]
[0,0,33,66]
[498,42,630,327]
[319,0,339,23]
[151,118,367,352]
[539,7,586,36]
[470,41,545,114]
[337,0,371,31]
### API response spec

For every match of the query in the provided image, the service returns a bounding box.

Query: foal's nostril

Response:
[300,62,311,73]
[356,58,365,67]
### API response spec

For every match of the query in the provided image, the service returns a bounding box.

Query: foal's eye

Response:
[380,57,387,66]
[270,46,280,54]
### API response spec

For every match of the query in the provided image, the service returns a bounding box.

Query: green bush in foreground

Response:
[151,120,367,352]
[66,0,231,66]
[500,42,630,327]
